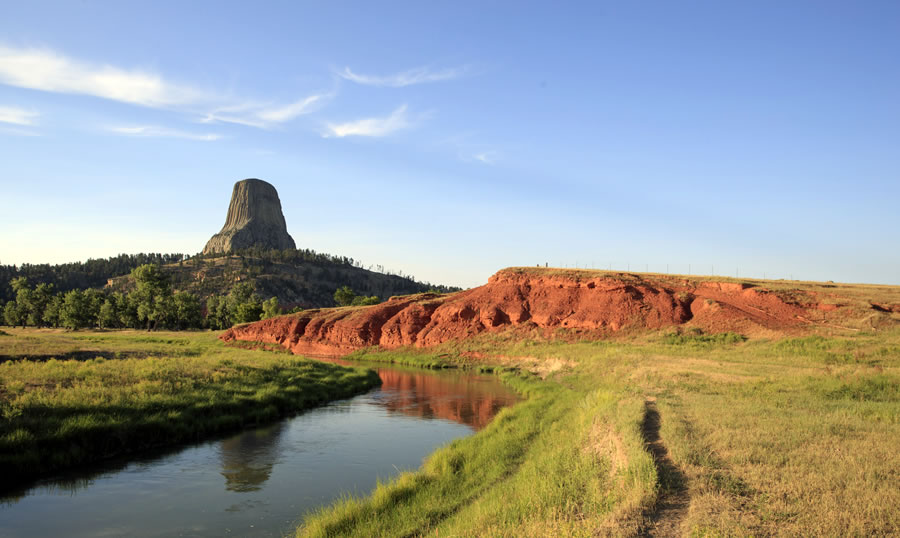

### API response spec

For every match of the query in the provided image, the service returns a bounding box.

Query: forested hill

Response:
[106,248,459,308]
[6,247,458,309]
[0,253,186,303]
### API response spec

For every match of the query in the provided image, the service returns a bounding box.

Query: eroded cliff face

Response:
[221,268,819,357]
[203,179,296,255]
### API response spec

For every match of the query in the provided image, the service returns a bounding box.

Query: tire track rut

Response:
[640,398,690,537]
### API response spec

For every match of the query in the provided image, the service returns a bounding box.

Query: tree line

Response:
[0,265,287,331]
[0,253,186,303]
[1,249,459,306]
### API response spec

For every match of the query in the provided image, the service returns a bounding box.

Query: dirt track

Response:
[640,399,690,537]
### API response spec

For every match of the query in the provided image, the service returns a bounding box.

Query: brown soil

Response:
[221,267,889,356]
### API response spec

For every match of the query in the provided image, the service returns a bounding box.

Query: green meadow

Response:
[0,328,379,486]
[2,325,898,536]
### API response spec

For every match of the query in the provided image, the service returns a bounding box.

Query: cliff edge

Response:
[221,267,896,357]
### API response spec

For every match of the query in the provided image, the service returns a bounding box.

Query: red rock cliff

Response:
[221,268,816,356]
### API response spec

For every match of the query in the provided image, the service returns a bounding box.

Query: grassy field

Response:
[0,328,380,487]
[2,322,898,536]
[299,327,900,536]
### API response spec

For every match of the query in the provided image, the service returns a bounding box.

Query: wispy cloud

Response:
[0,126,39,137]
[323,105,414,138]
[107,125,222,141]
[201,93,330,128]
[0,46,206,108]
[473,151,499,165]
[0,105,38,126]
[339,65,466,87]
[257,94,324,122]
[0,45,331,129]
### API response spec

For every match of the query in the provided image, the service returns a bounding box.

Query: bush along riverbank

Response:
[0,329,380,488]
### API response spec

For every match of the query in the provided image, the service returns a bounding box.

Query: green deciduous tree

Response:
[334,285,356,306]
[173,291,202,329]
[29,283,55,327]
[205,295,226,330]
[261,296,282,319]
[116,292,139,329]
[60,290,90,330]
[233,301,263,324]
[227,282,262,325]
[352,295,380,306]
[83,289,105,328]
[130,264,173,331]
[3,301,21,327]
[98,299,119,329]
[10,277,29,295]
[11,277,32,327]
[43,295,63,328]
[334,285,379,307]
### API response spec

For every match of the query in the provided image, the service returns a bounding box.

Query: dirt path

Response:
[639,398,690,537]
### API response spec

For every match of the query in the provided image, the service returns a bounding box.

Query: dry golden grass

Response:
[421,327,900,536]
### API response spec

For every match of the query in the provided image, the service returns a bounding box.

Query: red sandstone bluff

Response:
[221,268,821,357]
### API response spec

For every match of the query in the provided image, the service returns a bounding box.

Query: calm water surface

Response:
[0,361,518,537]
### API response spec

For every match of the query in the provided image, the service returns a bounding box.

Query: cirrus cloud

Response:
[473,151,499,165]
[323,104,414,138]
[0,44,330,129]
[201,93,331,129]
[107,125,222,141]
[0,105,38,126]
[0,45,206,108]
[338,65,467,87]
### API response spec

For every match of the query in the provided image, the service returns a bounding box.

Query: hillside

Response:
[223,266,900,356]
[106,249,458,308]
[0,253,186,303]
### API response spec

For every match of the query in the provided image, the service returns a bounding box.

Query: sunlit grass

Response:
[300,326,900,536]
[300,367,656,537]
[0,328,380,486]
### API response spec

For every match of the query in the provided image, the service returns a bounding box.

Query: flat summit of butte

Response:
[203,178,296,255]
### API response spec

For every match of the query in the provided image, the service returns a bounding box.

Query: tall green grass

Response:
[0,329,380,487]
[298,350,659,537]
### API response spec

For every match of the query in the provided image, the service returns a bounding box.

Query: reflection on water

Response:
[0,363,519,537]
[376,369,512,430]
[220,423,284,492]
[322,359,516,431]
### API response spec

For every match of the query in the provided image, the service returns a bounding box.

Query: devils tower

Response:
[203,179,296,255]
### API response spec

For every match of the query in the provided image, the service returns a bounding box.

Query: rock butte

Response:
[203,178,296,255]
[222,268,844,357]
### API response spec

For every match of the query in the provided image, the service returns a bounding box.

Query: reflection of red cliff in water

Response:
[318,358,516,431]
[375,369,514,431]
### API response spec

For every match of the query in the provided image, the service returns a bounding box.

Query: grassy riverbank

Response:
[299,327,900,536]
[0,328,380,487]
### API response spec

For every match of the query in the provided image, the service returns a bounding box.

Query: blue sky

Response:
[1,1,898,288]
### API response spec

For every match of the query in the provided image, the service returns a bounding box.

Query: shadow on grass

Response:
[0,362,380,493]
[0,350,156,364]
[639,399,690,537]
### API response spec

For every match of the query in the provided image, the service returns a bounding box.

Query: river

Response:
[0,361,518,537]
